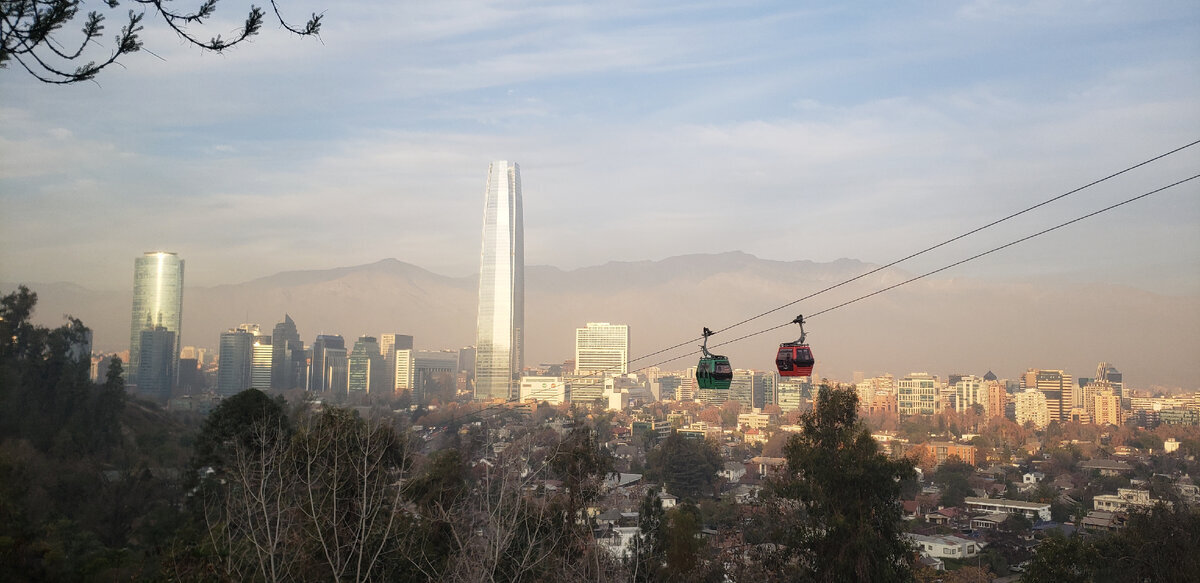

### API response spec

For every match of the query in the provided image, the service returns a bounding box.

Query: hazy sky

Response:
[2,1,1198,294]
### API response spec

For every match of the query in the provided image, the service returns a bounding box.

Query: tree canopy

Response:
[767,386,917,582]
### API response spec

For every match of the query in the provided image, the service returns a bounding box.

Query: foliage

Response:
[644,432,722,501]
[0,286,186,580]
[1024,501,1200,582]
[932,455,975,508]
[0,0,322,83]
[627,487,667,582]
[767,387,916,582]
[190,387,288,474]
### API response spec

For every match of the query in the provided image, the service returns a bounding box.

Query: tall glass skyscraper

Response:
[474,161,524,400]
[129,251,184,393]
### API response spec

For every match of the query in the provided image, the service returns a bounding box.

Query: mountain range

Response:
[6,251,1197,390]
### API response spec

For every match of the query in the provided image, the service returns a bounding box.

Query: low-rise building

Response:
[906,533,981,560]
[924,441,977,465]
[965,497,1052,521]
[1093,488,1156,513]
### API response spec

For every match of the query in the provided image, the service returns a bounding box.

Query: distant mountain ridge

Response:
[5,252,1197,389]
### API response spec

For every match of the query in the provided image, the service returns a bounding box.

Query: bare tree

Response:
[195,418,297,582]
[295,408,410,583]
[0,0,321,84]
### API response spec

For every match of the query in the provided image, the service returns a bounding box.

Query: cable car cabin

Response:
[697,355,733,390]
[776,344,815,377]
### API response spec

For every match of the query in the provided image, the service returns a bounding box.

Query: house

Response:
[1023,471,1045,484]
[1080,459,1134,476]
[925,507,964,526]
[719,461,747,482]
[742,427,767,445]
[596,508,624,528]
[750,456,787,477]
[1080,510,1123,532]
[970,513,1009,530]
[901,500,923,520]
[730,484,761,504]
[1093,488,1155,513]
[596,526,640,559]
[657,491,678,509]
[906,533,982,560]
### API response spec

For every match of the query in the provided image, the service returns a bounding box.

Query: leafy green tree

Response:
[628,487,667,582]
[645,432,721,501]
[1025,500,1200,582]
[663,503,706,577]
[190,388,288,474]
[933,456,975,508]
[769,387,916,582]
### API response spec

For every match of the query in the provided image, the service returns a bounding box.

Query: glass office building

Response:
[474,161,524,400]
[129,251,184,392]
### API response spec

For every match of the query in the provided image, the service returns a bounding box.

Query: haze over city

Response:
[5,3,1200,581]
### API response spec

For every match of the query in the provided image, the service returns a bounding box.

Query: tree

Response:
[1024,499,1200,582]
[628,487,666,582]
[644,432,721,501]
[768,387,916,581]
[1,0,322,84]
[190,388,289,474]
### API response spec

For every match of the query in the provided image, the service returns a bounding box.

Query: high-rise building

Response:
[1014,388,1050,429]
[897,372,940,417]
[309,335,346,394]
[129,251,184,391]
[136,325,176,401]
[250,335,273,390]
[575,322,629,375]
[271,315,303,389]
[1097,362,1124,399]
[217,324,259,397]
[985,380,1008,419]
[348,336,383,395]
[1027,369,1074,423]
[394,348,415,393]
[414,350,459,404]
[954,375,986,414]
[754,371,777,408]
[474,160,524,400]
[380,333,414,390]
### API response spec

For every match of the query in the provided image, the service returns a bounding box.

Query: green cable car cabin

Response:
[696,327,733,390]
[696,355,733,390]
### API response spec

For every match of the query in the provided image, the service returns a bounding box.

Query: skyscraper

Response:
[217,324,259,397]
[474,161,524,400]
[380,333,413,390]
[575,322,629,375]
[136,326,176,401]
[309,334,346,394]
[271,314,302,389]
[348,336,383,395]
[129,251,184,391]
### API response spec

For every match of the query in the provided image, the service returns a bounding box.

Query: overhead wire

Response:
[630,172,1200,372]
[622,138,1200,370]
[434,143,1199,428]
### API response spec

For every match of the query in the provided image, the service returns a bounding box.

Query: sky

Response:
[2,0,1199,295]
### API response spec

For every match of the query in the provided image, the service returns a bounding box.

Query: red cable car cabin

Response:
[776,344,815,377]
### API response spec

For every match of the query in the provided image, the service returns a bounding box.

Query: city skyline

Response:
[12,249,1197,390]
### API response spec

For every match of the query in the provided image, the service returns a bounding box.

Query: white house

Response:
[906,533,982,560]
